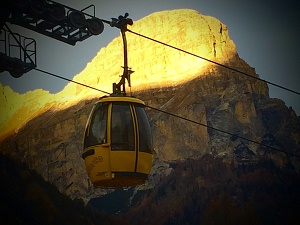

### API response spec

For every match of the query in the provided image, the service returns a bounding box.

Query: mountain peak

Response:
[1,9,299,202]
[73,8,237,94]
[1,9,241,140]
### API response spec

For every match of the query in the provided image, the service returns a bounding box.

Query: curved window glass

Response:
[135,106,153,154]
[111,103,135,151]
[84,103,108,148]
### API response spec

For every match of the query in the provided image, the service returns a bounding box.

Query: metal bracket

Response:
[110,13,134,95]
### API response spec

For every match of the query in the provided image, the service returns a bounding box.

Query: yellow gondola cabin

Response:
[82,96,153,188]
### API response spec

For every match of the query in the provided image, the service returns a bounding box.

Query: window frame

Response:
[84,102,108,148]
[110,102,136,151]
[134,105,153,154]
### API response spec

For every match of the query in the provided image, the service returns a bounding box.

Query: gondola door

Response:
[83,98,153,187]
[82,102,112,184]
[109,102,137,174]
[134,105,153,174]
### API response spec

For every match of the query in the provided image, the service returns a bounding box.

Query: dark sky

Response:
[1,0,299,115]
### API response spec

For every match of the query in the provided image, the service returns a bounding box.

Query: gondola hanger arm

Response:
[108,13,134,95]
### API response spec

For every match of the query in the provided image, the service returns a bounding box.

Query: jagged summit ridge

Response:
[2,9,297,202]
[0,9,240,140]
[73,9,237,93]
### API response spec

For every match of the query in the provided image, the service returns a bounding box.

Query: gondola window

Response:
[111,103,135,150]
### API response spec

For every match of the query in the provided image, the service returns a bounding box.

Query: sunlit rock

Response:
[0,9,298,201]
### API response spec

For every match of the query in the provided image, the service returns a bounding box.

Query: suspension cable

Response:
[127,29,300,96]
[34,68,110,95]
[34,67,300,158]
[146,105,300,158]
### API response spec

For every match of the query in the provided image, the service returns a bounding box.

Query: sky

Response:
[1,0,299,115]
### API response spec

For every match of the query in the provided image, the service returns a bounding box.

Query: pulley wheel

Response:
[127,18,133,26]
[29,0,46,15]
[10,67,24,78]
[11,0,28,9]
[69,11,86,28]
[49,3,65,21]
[86,18,104,35]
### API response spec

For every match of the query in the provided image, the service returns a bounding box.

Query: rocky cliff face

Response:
[0,9,299,201]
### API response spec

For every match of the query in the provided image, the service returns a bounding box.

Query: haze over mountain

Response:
[0,8,299,210]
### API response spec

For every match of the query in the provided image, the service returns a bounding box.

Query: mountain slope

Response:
[0,154,109,225]
[110,156,300,225]
[0,9,238,141]
[0,8,299,204]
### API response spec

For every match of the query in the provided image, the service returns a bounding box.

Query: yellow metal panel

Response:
[136,152,153,174]
[107,103,112,145]
[83,145,111,183]
[98,96,145,105]
[110,151,136,172]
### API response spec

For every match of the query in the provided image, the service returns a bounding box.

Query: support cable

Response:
[127,29,300,96]
[146,105,300,158]
[34,67,300,158]
[34,68,110,95]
